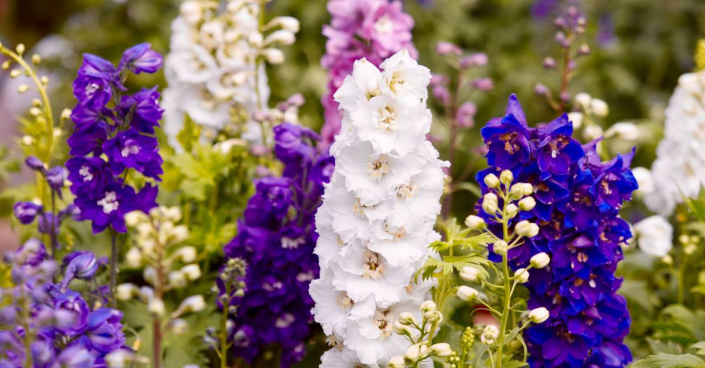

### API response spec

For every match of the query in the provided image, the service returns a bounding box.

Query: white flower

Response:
[530,253,550,269]
[481,325,499,345]
[567,112,583,129]
[605,122,639,140]
[632,167,654,195]
[456,286,478,301]
[645,71,705,216]
[312,51,442,367]
[634,215,673,257]
[529,307,550,323]
[590,98,609,117]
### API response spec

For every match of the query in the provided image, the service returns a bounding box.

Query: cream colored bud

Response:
[248,32,264,47]
[274,16,300,33]
[575,92,592,110]
[143,267,157,286]
[460,266,482,282]
[388,356,405,368]
[484,173,500,188]
[17,84,29,93]
[9,69,21,78]
[493,240,508,256]
[52,128,62,138]
[125,247,142,268]
[529,307,550,323]
[264,30,295,46]
[530,253,550,269]
[506,204,518,218]
[590,98,609,117]
[181,264,202,281]
[148,298,165,317]
[2,60,10,70]
[171,225,189,243]
[515,268,530,283]
[116,283,139,301]
[105,350,133,368]
[175,246,197,263]
[40,76,49,85]
[125,211,145,227]
[175,295,206,316]
[519,197,536,211]
[464,215,485,230]
[31,54,41,65]
[171,318,189,335]
[21,135,34,146]
[500,170,513,185]
[420,300,436,315]
[393,321,413,335]
[262,48,285,64]
[398,312,417,326]
[481,325,499,345]
[29,107,41,116]
[168,271,187,289]
[180,1,202,24]
[164,207,182,222]
[509,183,526,199]
[457,286,479,301]
[404,344,421,362]
[60,108,71,120]
[482,193,498,214]
[567,112,583,129]
[515,220,539,238]
[16,44,25,55]
[429,343,452,357]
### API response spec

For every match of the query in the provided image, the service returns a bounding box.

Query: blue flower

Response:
[102,129,163,180]
[118,43,163,75]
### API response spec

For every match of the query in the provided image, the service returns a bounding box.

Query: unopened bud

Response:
[460,266,482,282]
[515,220,539,238]
[388,355,405,368]
[499,170,513,185]
[464,215,485,230]
[482,193,498,214]
[506,204,518,219]
[17,84,29,93]
[493,240,508,256]
[16,44,25,55]
[515,268,530,283]
[31,54,41,65]
[429,343,452,357]
[484,173,500,188]
[456,286,478,302]
[519,197,536,211]
[398,312,417,326]
[529,307,550,323]
[530,253,550,269]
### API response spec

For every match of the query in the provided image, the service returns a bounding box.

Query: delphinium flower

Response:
[162,0,300,147]
[311,50,445,366]
[117,207,204,368]
[644,71,705,217]
[66,43,162,306]
[13,157,79,258]
[320,0,417,147]
[475,94,637,367]
[0,240,128,367]
[221,122,334,367]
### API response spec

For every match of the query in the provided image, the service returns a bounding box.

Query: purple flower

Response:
[66,156,110,196]
[62,251,100,287]
[54,291,90,334]
[222,123,332,367]
[52,345,95,368]
[66,122,109,157]
[477,94,635,368]
[84,309,126,354]
[25,156,46,173]
[456,102,477,128]
[13,202,42,224]
[435,41,462,56]
[118,43,163,74]
[70,104,108,130]
[102,129,163,180]
[119,87,163,134]
[74,182,157,233]
[46,166,68,194]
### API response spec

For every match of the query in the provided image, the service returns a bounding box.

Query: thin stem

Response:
[495,190,512,368]
[220,295,231,368]
[153,221,165,368]
[558,47,571,114]
[109,228,118,309]
[678,254,687,305]
[50,190,57,259]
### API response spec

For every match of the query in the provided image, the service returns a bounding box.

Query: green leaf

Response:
[632,353,705,368]
[177,114,202,153]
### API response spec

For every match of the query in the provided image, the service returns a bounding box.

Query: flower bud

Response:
[174,246,197,263]
[181,264,202,281]
[529,307,550,323]
[398,312,417,326]
[171,318,189,335]
[273,16,300,33]
[509,183,526,199]
[171,225,190,243]
[420,300,436,315]
[515,220,539,238]
[264,30,295,46]
[482,193,498,214]
[481,325,499,345]
[394,321,413,335]
[17,85,29,93]
[404,344,421,362]
[584,124,603,140]
[125,247,142,268]
[575,93,592,110]
[530,253,550,269]
[568,112,583,129]
[148,298,165,317]
[9,69,21,78]
[506,204,518,219]
[388,356,405,368]
[519,197,536,211]
[484,173,500,188]
[459,266,482,282]
[500,170,513,185]
[180,1,202,25]
[493,240,508,256]
[590,98,609,117]
[515,268,529,283]
[262,48,285,64]
[179,295,206,314]
[116,283,139,301]
[456,286,478,302]
[429,343,452,357]
[464,215,485,230]
[605,122,638,141]
[16,44,25,55]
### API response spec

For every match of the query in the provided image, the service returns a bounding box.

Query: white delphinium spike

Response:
[646,71,705,216]
[310,50,445,367]
[162,0,299,148]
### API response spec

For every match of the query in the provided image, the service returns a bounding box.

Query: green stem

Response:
[109,228,118,309]
[495,190,513,368]
[220,296,231,368]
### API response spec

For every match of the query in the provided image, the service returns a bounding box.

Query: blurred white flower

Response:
[634,216,673,257]
[605,122,639,140]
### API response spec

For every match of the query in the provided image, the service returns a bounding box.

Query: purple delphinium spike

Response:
[222,123,334,367]
[320,0,417,149]
[475,94,636,368]
[66,45,163,234]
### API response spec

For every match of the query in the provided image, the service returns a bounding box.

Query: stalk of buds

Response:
[388,301,455,367]
[119,206,204,368]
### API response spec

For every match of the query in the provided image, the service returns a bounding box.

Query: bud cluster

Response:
[388,301,454,367]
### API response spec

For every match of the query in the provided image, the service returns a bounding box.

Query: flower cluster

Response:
[162,0,299,146]
[222,122,334,367]
[14,156,79,257]
[476,94,637,367]
[0,240,127,367]
[644,71,705,216]
[117,206,204,368]
[310,50,444,366]
[67,43,162,234]
[320,0,417,147]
